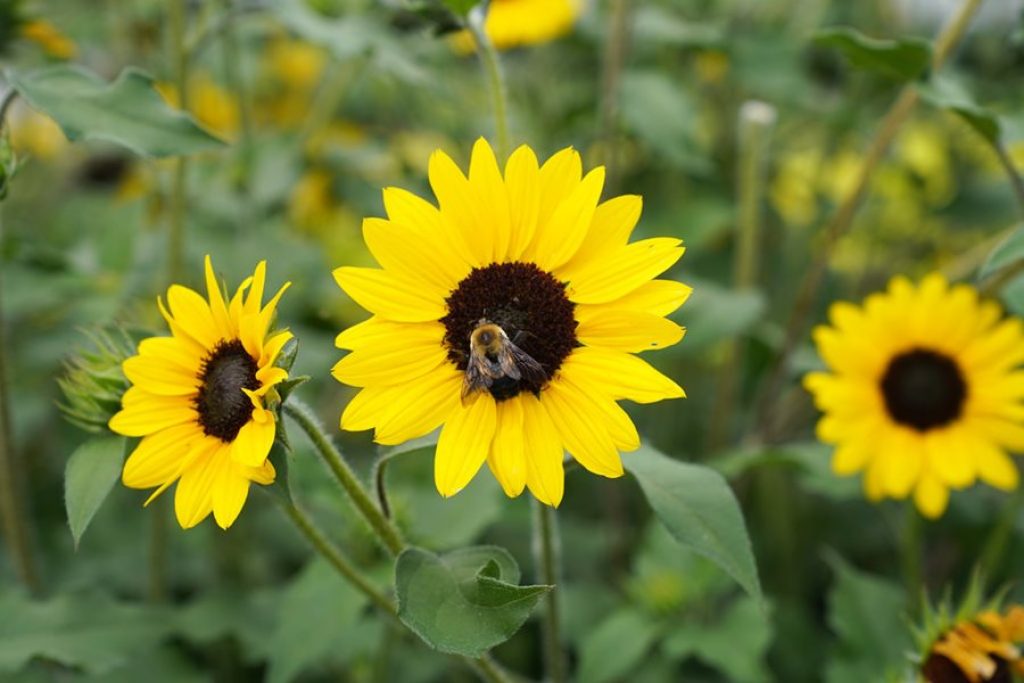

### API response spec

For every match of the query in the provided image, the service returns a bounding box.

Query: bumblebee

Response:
[462,321,546,402]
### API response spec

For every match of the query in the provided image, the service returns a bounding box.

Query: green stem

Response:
[148,497,167,602]
[533,499,565,683]
[280,499,398,616]
[901,504,923,611]
[467,5,510,161]
[467,654,513,683]
[708,101,776,451]
[0,208,40,594]
[756,0,987,441]
[978,485,1024,574]
[282,400,405,556]
[993,142,1024,219]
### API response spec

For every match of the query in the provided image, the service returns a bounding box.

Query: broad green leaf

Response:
[6,65,224,157]
[979,224,1024,281]
[395,546,551,657]
[64,437,127,548]
[663,598,773,680]
[170,589,279,662]
[619,70,709,173]
[917,77,1002,146]
[825,555,909,683]
[626,444,764,608]
[714,442,861,501]
[267,559,368,683]
[0,591,169,674]
[576,609,660,683]
[813,27,931,81]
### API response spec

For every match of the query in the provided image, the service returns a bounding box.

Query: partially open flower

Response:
[109,256,292,529]
[919,598,1024,682]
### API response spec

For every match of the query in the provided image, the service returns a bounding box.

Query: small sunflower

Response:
[109,256,292,529]
[454,0,582,51]
[805,273,1024,518]
[333,138,688,506]
[916,590,1024,683]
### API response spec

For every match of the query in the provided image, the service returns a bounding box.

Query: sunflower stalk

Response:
[282,399,405,556]
[533,499,566,683]
[755,0,988,442]
[978,485,1024,574]
[901,504,924,611]
[467,2,510,161]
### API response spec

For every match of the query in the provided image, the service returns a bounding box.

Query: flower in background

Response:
[805,274,1024,518]
[454,0,583,52]
[19,19,77,59]
[157,73,240,139]
[7,101,67,160]
[333,138,688,505]
[109,257,292,529]
[914,582,1024,683]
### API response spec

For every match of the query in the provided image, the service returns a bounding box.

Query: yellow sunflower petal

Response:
[260,330,293,369]
[542,378,623,478]
[230,411,276,467]
[212,461,251,529]
[137,337,202,374]
[878,428,923,498]
[527,166,605,272]
[560,346,685,403]
[204,255,233,339]
[334,266,448,322]
[109,388,197,437]
[374,369,463,445]
[976,442,1020,491]
[488,396,527,498]
[468,137,512,262]
[928,427,976,489]
[575,307,685,352]
[429,148,491,266]
[567,238,684,305]
[382,186,477,268]
[521,392,565,507]
[166,284,222,349]
[122,422,201,489]
[435,393,497,497]
[363,217,467,295]
[558,194,641,277]
[174,438,223,529]
[503,144,541,260]
[914,474,950,519]
[340,386,390,432]
[332,324,447,388]
[831,442,871,476]
[122,355,200,397]
[600,279,693,317]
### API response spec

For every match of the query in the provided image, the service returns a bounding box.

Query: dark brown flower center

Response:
[195,339,260,442]
[922,652,1011,683]
[880,348,966,432]
[441,262,577,401]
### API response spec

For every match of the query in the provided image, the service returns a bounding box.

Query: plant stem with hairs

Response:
[467,4,510,161]
[533,499,565,683]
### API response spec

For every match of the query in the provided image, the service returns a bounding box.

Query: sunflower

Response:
[454,0,582,52]
[804,273,1024,518]
[109,256,292,529]
[920,604,1024,682]
[333,138,688,505]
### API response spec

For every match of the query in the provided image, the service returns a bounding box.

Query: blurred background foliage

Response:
[2,0,1024,681]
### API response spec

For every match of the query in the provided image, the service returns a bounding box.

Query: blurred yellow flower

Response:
[898,119,954,206]
[819,146,864,205]
[454,0,583,52]
[157,74,239,139]
[19,19,77,59]
[805,274,1024,518]
[333,138,687,505]
[266,37,327,92]
[771,148,822,227]
[289,168,335,231]
[7,102,66,159]
[109,257,292,529]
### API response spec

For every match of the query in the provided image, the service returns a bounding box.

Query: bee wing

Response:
[508,343,546,385]
[497,347,522,380]
[462,359,493,402]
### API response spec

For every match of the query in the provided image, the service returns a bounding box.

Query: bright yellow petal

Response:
[468,137,512,262]
[122,422,201,489]
[541,378,623,478]
[600,279,693,317]
[374,369,463,445]
[927,427,976,489]
[575,307,684,352]
[914,474,950,519]
[109,387,197,437]
[204,255,233,339]
[567,238,684,305]
[560,346,685,403]
[332,322,447,387]
[212,461,251,529]
[363,217,467,295]
[340,386,390,432]
[173,438,223,529]
[879,428,923,498]
[434,393,496,497]
[230,412,276,467]
[557,194,641,277]
[334,267,447,322]
[976,441,1020,491]
[521,392,565,506]
[136,337,202,374]
[122,355,200,397]
[527,166,605,271]
[831,442,871,476]
[487,396,527,498]
[167,284,222,348]
[503,145,541,260]
[382,186,477,269]
[429,148,491,266]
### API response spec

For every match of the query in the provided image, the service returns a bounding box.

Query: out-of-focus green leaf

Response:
[813,27,931,81]
[64,437,126,549]
[619,70,709,173]
[1001,271,1024,317]
[5,66,224,157]
[979,224,1024,281]
[576,609,660,683]
[171,589,279,662]
[627,444,764,609]
[267,559,368,683]
[441,0,476,17]
[714,442,862,501]
[674,279,764,354]
[395,545,550,657]
[0,591,169,674]
[918,77,1001,145]
[825,555,909,683]
[663,598,773,680]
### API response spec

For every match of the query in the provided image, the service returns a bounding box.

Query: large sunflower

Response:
[333,138,688,506]
[804,273,1024,518]
[109,256,292,529]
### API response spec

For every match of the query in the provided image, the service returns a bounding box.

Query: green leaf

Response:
[274,337,299,374]
[619,70,709,174]
[825,555,909,683]
[64,437,127,549]
[441,0,477,17]
[917,77,1002,145]
[395,546,551,657]
[813,27,932,81]
[275,376,309,404]
[0,591,169,674]
[267,560,368,683]
[576,609,660,683]
[979,225,1024,281]
[265,432,293,506]
[663,598,773,680]
[626,444,764,609]
[5,65,224,157]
